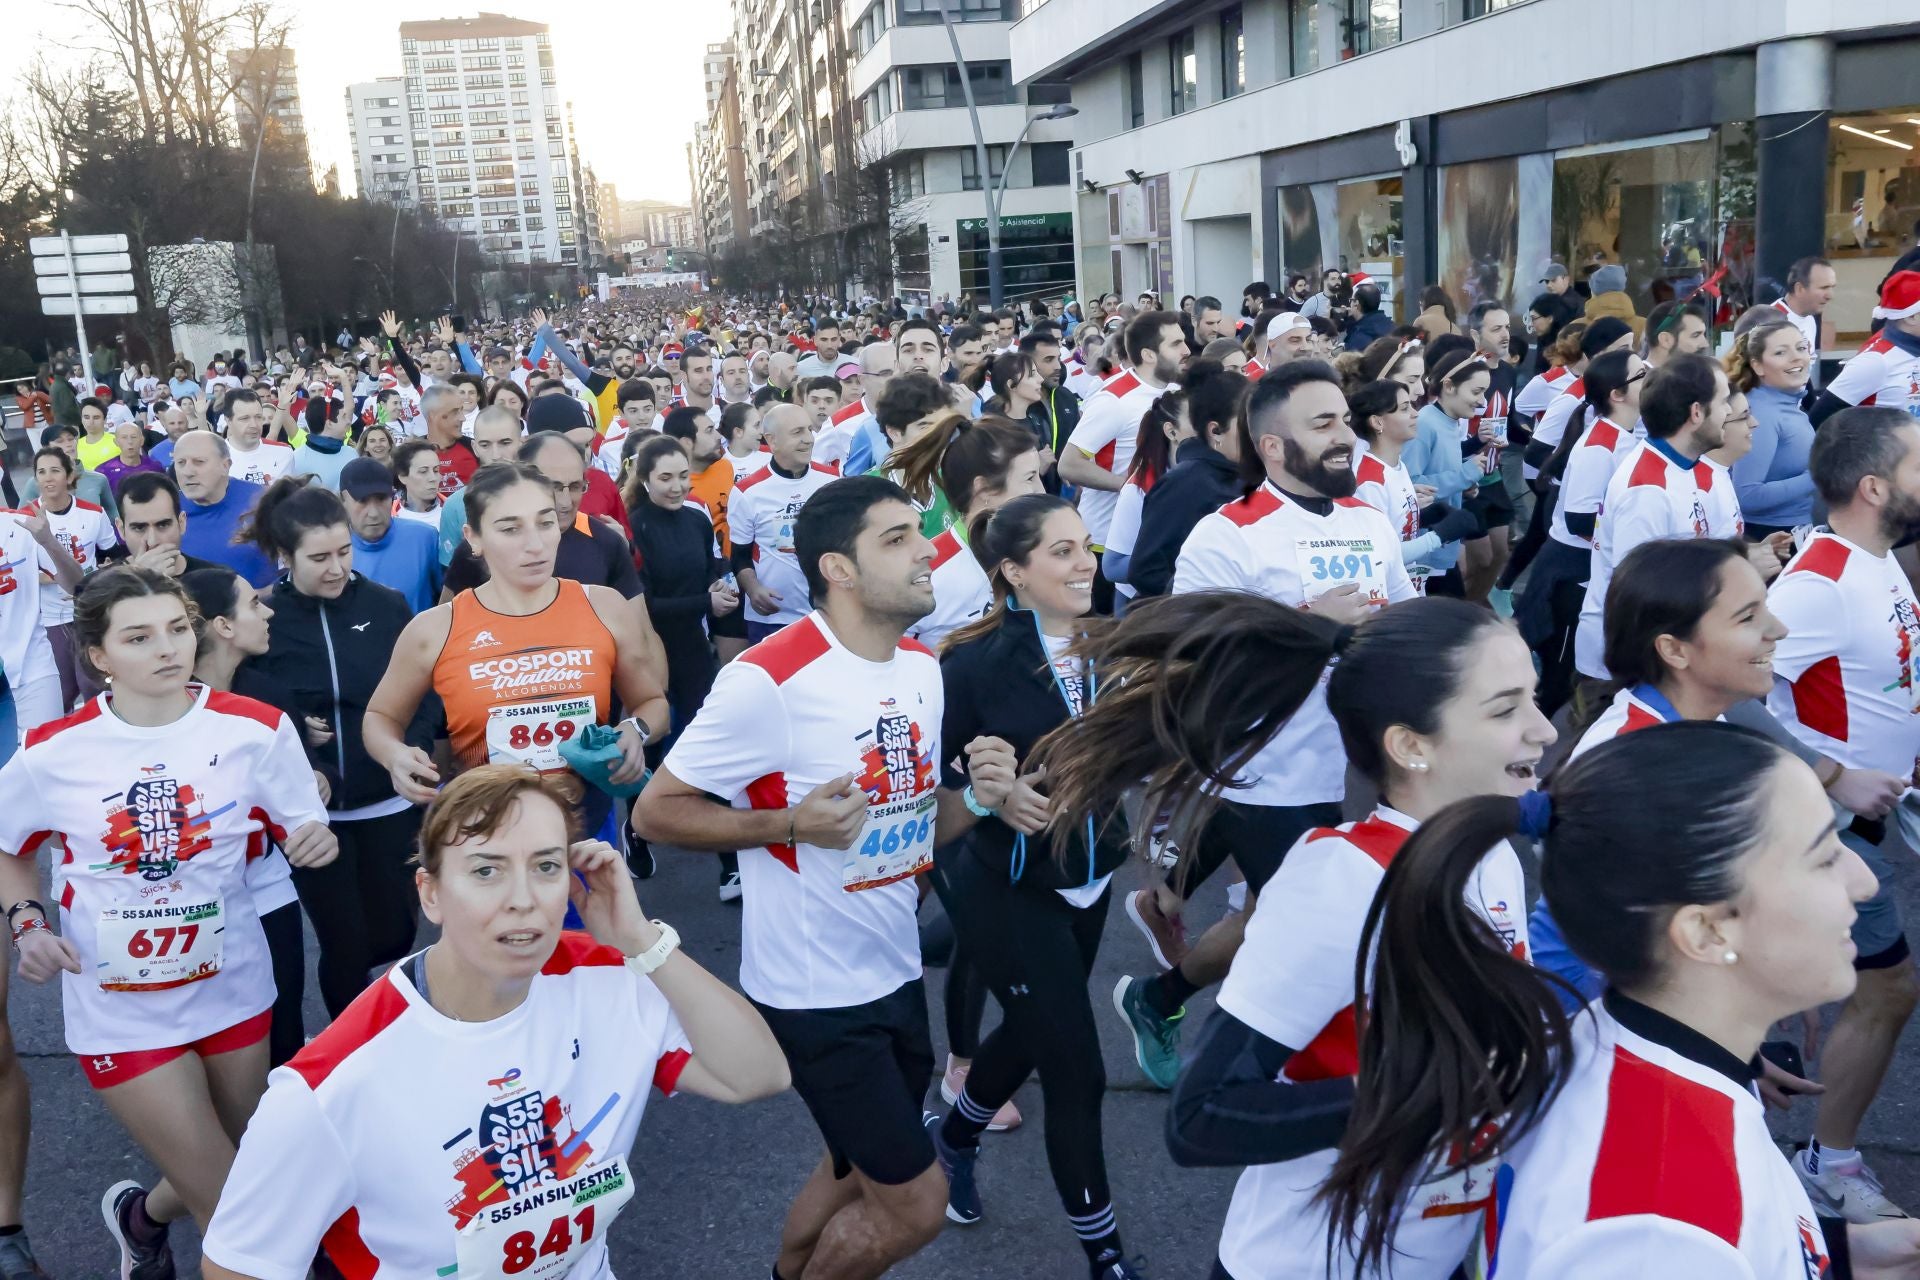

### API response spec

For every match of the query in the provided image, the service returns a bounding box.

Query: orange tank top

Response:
[431,578,618,773]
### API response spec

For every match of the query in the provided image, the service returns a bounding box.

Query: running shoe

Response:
[102,1181,175,1280]
[626,839,656,880]
[1112,975,1184,1090]
[1092,1251,1151,1279]
[940,1059,1021,1131]
[1123,888,1187,970]
[1147,832,1181,870]
[1489,586,1515,619]
[923,1112,982,1224]
[1793,1148,1910,1222]
[0,1230,48,1280]
[718,869,742,903]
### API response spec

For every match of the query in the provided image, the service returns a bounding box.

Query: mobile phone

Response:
[1760,1039,1806,1079]
[452,315,467,334]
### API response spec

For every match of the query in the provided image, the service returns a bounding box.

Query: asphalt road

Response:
[7,849,1241,1279]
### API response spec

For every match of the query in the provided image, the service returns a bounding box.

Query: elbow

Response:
[1162,1089,1223,1168]
[746,1055,793,1101]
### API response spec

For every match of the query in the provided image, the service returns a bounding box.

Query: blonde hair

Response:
[1722,314,1800,395]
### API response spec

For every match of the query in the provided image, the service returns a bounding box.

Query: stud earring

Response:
[1723,951,1738,965]
[1408,761,1428,772]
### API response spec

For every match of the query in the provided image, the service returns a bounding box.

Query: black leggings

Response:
[1176,800,1344,899]
[935,849,1114,1235]
[259,900,305,1067]
[294,806,422,1017]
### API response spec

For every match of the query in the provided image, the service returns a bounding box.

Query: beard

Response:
[1282,434,1357,498]
[1881,487,1920,545]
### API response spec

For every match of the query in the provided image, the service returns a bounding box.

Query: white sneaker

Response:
[718,870,742,903]
[1794,1148,1910,1222]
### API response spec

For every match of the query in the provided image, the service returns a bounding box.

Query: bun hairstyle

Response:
[1723,313,1802,394]
[941,492,1077,653]
[1320,722,1792,1272]
[242,475,349,563]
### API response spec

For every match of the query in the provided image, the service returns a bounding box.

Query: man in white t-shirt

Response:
[1774,254,1834,380]
[221,389,294,487]
[637,474,952,1280]
[1813,269,1920,428]
[1114,359,1416,1089]
[1061,311,1188,610]
[729,404,839,641]
[795,319,847,381]
[1767,406,1920,1222]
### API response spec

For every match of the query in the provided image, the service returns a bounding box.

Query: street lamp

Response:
[935,0,1077,307]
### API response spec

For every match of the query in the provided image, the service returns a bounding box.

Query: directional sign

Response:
[40,295,139,316]
[36,273,135,297]
[34,252,132,276]
[30,233,129,257]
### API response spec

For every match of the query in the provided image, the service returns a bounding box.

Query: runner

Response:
[391,439,444,531]
[199,764,789,1280]
[233,478,431,1021]
[179,565,310,1069]
[635,476,951,1280]
[1812,271,1920,427]
[1038,592,1549,1278]
[1350,379,1478,579]
[25,443,121,710]
[731,403,839,642]
[220,390,294,487]
[1128,362,1249,600]
[1404,348,1492,598]
[1765,407,1920,1222]
[0,566,334,1276]
[923,494,1143,1278]
[1099,389,1190,606]
[899,416,1044,649]
[365,461,667,849]
[1316,721,1917,1276]
[1110,360,1417,1089]
[0,503,86,735]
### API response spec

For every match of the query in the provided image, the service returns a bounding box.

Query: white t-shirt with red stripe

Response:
[906,528,991,650]
[1766,530,1920,777]
[1550,417,1641,549]
[1516,366,1578,480]
[729,462,840,626]
[1354,452,1421,544]
[0,686,325,1055]
[1575,441,1714,679]
[1826,331,1920,417]
[26,496,118,626]
[201,933,691,1280]
[230,437,295,487]
[1175,481,1417,804]
[813,398,874,471]
[1066,369,1168,545]
[1572,686,1682,757]
[1215,807,1528,1280]
[662,613,943,1010]
[1532,379,1591,456]
[1700,457,1744,540]
[1489,997,1833,1279]
[0,514,62,688]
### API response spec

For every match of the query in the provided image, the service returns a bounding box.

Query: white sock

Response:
[1225,881,1247,913]
[1810,1140,1861,1174]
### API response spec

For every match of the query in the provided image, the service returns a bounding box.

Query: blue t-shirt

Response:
[438,488,468,567]
[182,477,274,587]
[352,518,442,613]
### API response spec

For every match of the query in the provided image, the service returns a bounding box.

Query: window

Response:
[1169,29,1197,115]
[852,1,887,55]
[1220,6,1245,97]
[1464,0,1526,13]
[1030,141,1070,186]
[894,155,925,198]
[1030,81,1071,105]
[1342,0,1400,57]
[900,62,1013,109]
[959,145,1007,191]
[897,0,1007,22]
[1126,52,1145,128]
[1290,0,1320,76]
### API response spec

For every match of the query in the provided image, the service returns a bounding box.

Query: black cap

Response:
[340,457,396,501]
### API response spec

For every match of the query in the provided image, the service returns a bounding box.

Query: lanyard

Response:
[1628,683,1684,724]
[1007,604,1097,885]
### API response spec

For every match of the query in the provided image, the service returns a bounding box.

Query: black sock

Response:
[125,1190,167,1245]
[1143,966,1197,1019]
[772,1268,788,1280]
[942,1084,997,1150]
[0,1225,19,1237]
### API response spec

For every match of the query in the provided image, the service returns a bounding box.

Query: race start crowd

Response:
[7,249,1920,1280]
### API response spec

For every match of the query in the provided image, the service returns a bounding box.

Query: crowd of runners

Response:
[5,254,1920,1278]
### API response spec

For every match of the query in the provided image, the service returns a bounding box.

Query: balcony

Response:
[860,101,1040,159]
[852,14,1013,99]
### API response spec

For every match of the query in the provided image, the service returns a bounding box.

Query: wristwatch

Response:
[624,920,680,976]
[620,715,654,747]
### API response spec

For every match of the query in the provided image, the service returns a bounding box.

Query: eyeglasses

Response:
[1626,369,1650,385]
[549,480,588,496]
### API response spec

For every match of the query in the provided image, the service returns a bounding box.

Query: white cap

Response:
[1266,312,1312,341]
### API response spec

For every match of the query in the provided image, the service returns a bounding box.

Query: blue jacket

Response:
[1343,309,1393,352]
[352,518,443,614]
[1403,404,1485,572]
[1732,383,1817,529]
[183,477,274,587]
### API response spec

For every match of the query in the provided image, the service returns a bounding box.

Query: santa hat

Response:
[1348,271,1373,287]
[1874,270,1920,321]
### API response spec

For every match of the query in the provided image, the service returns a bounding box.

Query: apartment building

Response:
[694,45,752,255]
[346,77,417,205]
[230,47,312,181]
[1012,0,1920,350]
[398,13,583,268]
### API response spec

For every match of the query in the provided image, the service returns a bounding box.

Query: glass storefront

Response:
[956,213,1077,303]
[1336,175,1403,315]
[1824,107,1920,343]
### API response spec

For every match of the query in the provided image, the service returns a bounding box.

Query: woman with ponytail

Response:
[923,495,1142,1279]
[903,415,1044,649]
[1321,721,1920,1277]
[1033,592,1554,1278]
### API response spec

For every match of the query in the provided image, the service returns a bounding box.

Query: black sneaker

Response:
[923,1112,981,1225]
[626,838,656,879]
[0,1229,49,1280]
[102,1181,175,1280]
[1092,1252,1150,1279]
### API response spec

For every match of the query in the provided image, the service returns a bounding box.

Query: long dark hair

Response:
[1320,722,1790,1272]
[243,475,349,562]
[1346,380,1407,446]
[1122,387,1189,486]
[1031,593,1508,853]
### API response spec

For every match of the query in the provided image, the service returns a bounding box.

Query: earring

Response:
[1723,951,1738,965]
[1408,761,1429,772]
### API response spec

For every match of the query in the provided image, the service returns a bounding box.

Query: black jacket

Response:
[939,605,1129,892]
[1130,439,1242,598]
[235,572,440,811]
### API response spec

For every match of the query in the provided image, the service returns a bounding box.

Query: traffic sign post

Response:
[32,231,134,391]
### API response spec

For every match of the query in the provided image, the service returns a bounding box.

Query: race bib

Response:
[486,698,597,772]
[1294,535,1388,606]
[455,1157,633,1280]
[95,897,223,991]
[843,794,935,892]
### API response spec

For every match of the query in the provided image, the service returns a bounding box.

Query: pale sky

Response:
[20,0,730,204]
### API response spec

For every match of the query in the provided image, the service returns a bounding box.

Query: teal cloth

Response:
[558,723,651,797]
